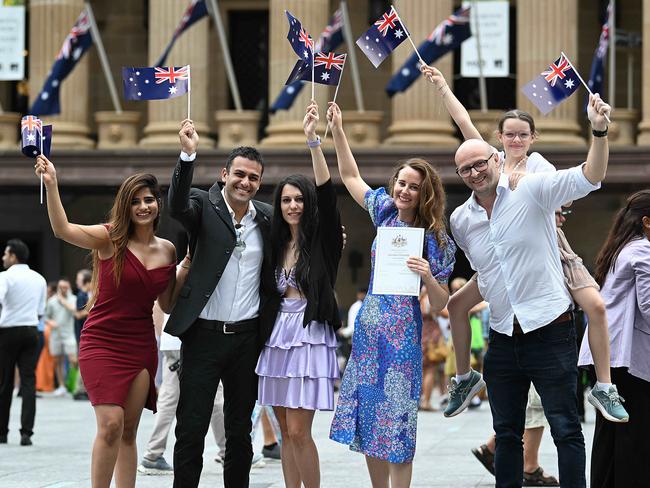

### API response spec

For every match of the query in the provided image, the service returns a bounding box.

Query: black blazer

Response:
[166,158,280,350]
[264,179,343,330]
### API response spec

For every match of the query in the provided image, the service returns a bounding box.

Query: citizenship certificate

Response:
[372,226,425,296]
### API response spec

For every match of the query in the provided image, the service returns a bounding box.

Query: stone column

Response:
[261,0,329,147]
[517,0,584,146]
[140,0,214,147]
[384,0,457,147]
[637,0,650,144]
[29,0,94,149]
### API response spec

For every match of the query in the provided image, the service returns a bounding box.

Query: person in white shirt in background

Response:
[339,287,367,341]
[0,239,47,446]
[449,94,611,488]
[138,257,229,474]
[45,278,78,397]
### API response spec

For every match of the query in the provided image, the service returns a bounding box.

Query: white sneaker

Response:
[53,386,67,397]
[251,452,266,469]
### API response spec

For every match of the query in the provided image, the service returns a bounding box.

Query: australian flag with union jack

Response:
[286,52,347,86]
[122,66,190,101]
[155,0,208,67]
[271,7,344,112]
[521,53,580,115]
[31,9,93,116]
[386,6,471,96]
[356,5,409,68]
[286,10,314,64]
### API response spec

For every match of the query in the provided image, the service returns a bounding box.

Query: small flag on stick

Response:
[356,5,416,68]
[271,7,344,113]
[286,52,346,87]
[122,66,190,101]
[386,6,471,96]
[21,116,52,204]
[521,53,581,115]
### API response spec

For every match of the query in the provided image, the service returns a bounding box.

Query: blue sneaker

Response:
[588,385,629,423]
[138,456,173,474]
[443,369,486,418]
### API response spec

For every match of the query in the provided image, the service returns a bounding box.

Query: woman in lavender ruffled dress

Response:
[255,101,343,488]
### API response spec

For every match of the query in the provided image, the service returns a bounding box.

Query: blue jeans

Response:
[483,320,586,488]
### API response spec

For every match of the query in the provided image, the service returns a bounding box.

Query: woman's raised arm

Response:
[35,155,111,252]
[327,102,370,208]
[304,101,330,186]
[420,65,482,141]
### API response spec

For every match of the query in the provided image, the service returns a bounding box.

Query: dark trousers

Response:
[590,367,650,488]
[173,323,259,488]
[483,320,586,488]
[0,326,39,437]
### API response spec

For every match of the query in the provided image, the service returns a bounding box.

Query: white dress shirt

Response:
[199,189,263,322]
[451,164,600,335]
[0,264,47,327]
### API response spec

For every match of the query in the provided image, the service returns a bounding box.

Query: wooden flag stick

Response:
[561,51,611,123]
[323,57,347,141]
[393,6,425,65]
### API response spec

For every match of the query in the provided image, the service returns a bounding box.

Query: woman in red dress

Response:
[35,155,178,488]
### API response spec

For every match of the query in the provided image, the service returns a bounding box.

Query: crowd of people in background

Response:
[0,83,647,488]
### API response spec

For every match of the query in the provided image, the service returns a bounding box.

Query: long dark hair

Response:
[594,189,650,287]
[270,174,318,295]
[88,173,162,308]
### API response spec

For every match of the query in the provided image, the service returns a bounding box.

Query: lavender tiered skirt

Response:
[255,298,340,411]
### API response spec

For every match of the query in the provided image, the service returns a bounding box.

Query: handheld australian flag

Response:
[122,66,190,101]
[30,9,93,116]
[287,52,347,86]
[356,5,408,68]
[386,6,471,96]
[521,53,581,115]
[155,0,208,67]
[271,8,343,112]
[586,4,611,104]
[21,116,42,158]
[285,10,314,64]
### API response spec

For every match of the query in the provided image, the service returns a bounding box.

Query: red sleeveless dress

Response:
[79,247,174,412]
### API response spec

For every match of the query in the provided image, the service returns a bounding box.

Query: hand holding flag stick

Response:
[560,51,611,123]
[522,52,611,123]
[323,54,347,141]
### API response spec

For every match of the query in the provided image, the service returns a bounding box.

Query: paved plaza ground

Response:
[0,391,595,487]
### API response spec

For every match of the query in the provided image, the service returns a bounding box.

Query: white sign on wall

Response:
[0,6,25,80]
[461,1,509,78]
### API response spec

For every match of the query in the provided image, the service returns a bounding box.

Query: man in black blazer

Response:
[167,119,279,488]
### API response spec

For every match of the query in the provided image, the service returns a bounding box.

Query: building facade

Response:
[0,0,648,310]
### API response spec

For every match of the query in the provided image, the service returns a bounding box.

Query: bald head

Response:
[454,139,501,197]
[455,139,496,166]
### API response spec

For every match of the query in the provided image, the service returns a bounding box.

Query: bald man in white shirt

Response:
[449,94,611,488]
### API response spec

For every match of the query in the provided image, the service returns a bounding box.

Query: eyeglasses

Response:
[456,153,495,178]
[234,224,246,252]
[502,131,532,141]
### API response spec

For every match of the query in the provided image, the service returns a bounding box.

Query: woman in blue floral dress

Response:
[327,102,456,487]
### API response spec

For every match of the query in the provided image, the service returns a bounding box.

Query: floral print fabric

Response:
[330,187,455,462]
